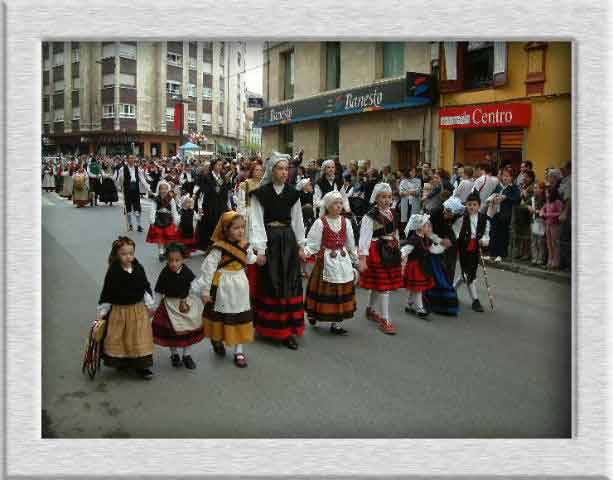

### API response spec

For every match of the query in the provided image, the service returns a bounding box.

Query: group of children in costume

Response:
[94,153,492,380]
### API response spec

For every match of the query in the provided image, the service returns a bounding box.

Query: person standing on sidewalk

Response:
[540,185,564,270]
[486,168,521,263]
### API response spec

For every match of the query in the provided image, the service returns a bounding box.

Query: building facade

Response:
[42,41,248,157]
[437,41,571,179]
[255,42,440,171]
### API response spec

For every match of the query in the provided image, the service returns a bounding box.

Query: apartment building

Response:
[437,41,571,178]
[41,41,248,157]
[254,42,439,171]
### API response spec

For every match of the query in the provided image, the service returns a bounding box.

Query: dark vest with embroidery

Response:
[317,176,342,198]
[458,212,487,252]
[253,183,300,224]
[366,206,396,239]
[123,164,140,194]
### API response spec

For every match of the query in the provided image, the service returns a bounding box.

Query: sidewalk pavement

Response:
[482,257,571,284]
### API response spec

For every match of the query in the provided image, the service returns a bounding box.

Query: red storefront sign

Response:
[439,103,532,129]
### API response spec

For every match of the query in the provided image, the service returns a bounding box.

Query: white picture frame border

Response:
[3,0,610,476]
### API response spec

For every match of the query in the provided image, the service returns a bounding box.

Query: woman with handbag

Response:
[304,191,358,335]
[358,183,403,335]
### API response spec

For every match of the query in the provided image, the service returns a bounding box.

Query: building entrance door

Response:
[392,140,420,172]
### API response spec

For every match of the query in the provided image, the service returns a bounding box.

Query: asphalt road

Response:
[41,191,572,438]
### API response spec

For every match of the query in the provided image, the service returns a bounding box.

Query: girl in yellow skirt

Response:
[193,211,256,368]
[304,191,358,335]
[96,237,156,380]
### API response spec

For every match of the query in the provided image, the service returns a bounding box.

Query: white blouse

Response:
[358,209,396,256]
[400,235,446,257]
[249,183,306,254]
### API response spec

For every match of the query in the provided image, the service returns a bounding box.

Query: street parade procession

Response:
[42,149,572,381]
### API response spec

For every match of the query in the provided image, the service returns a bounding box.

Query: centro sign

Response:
[439,103,532,129]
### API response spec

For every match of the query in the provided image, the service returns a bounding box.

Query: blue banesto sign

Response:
[253,77,432,128]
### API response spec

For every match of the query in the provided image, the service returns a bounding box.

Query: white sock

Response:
[135,212,142,227]
[453,274,463,289]
[182,346,191,356]
[380,292,390,321]
[468,281,478,301]
[158,244,164,255]
[414,292,425,312]
[368,290,378,309]
[128,212,134,226]
[170,347,178,355]
[234,344,243,355]
[407,291,415,306]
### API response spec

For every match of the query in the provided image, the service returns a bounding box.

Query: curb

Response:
[483,259,571,284]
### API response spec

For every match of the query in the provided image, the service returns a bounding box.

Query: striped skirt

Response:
[359,241,403,292]
[306,257,356,323]
[203,304,255,346]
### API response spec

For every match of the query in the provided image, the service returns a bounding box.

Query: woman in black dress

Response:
[194,158,230,250]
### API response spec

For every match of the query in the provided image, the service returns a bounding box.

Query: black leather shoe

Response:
[472,299,485,312]
[212,340,226,357]
[137,226,143,232]
[170,353,182,368]
[128,225,133,231]
[182,355,196,370]
[141,368,154,380]
[283,336,298,350]
[330,324,348,335]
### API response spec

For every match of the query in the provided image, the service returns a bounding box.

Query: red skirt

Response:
[247,263,258,297]
[403,259,436,292]
[146,224,179,244]
[359,241,403,292]
[151,302,205,348]
[173,229,199,246]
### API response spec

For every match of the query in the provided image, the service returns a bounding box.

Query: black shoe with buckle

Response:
[330,324,348,335]
[472,299,485,312]
[170,353,182,368]
[283,336,299,350]
[182,355,196,370]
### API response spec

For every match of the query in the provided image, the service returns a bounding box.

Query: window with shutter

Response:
[383,43,405,78]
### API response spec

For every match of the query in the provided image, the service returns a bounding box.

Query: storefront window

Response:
[464,42,494,89]
[383,42,405,78]
[280,124,293,154]
[323,119,339,159]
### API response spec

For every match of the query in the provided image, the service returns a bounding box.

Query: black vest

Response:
[179,210,194,237]
[366,206,396,238]
[316,176,342,198]
[123,164,140,194]
[458,212,487,252]
[253,183,300,224]
[406,232,433,276]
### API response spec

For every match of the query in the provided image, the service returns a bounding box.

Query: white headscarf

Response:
[369,182,392,204]
[261,152,291,186]
[156,179,171,196]
[320,159,336,176]
[320,191,344,217]
[295,178,311,191]
[405,213,430,236]
[443,196,465,215]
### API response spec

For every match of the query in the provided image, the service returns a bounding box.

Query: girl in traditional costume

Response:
[401,214,447,319]
[98,161,119,206]
[175,196,200,247]
[60,163,74,199]
[358,183,403,335]
[304,191,358,335]
[42,162,56,192]
[146,180,180,261]
[249,152,306,350]
[96,237,156,380]
[151,243,204,370]
[72,166,91,207]
[194,212,256,368]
